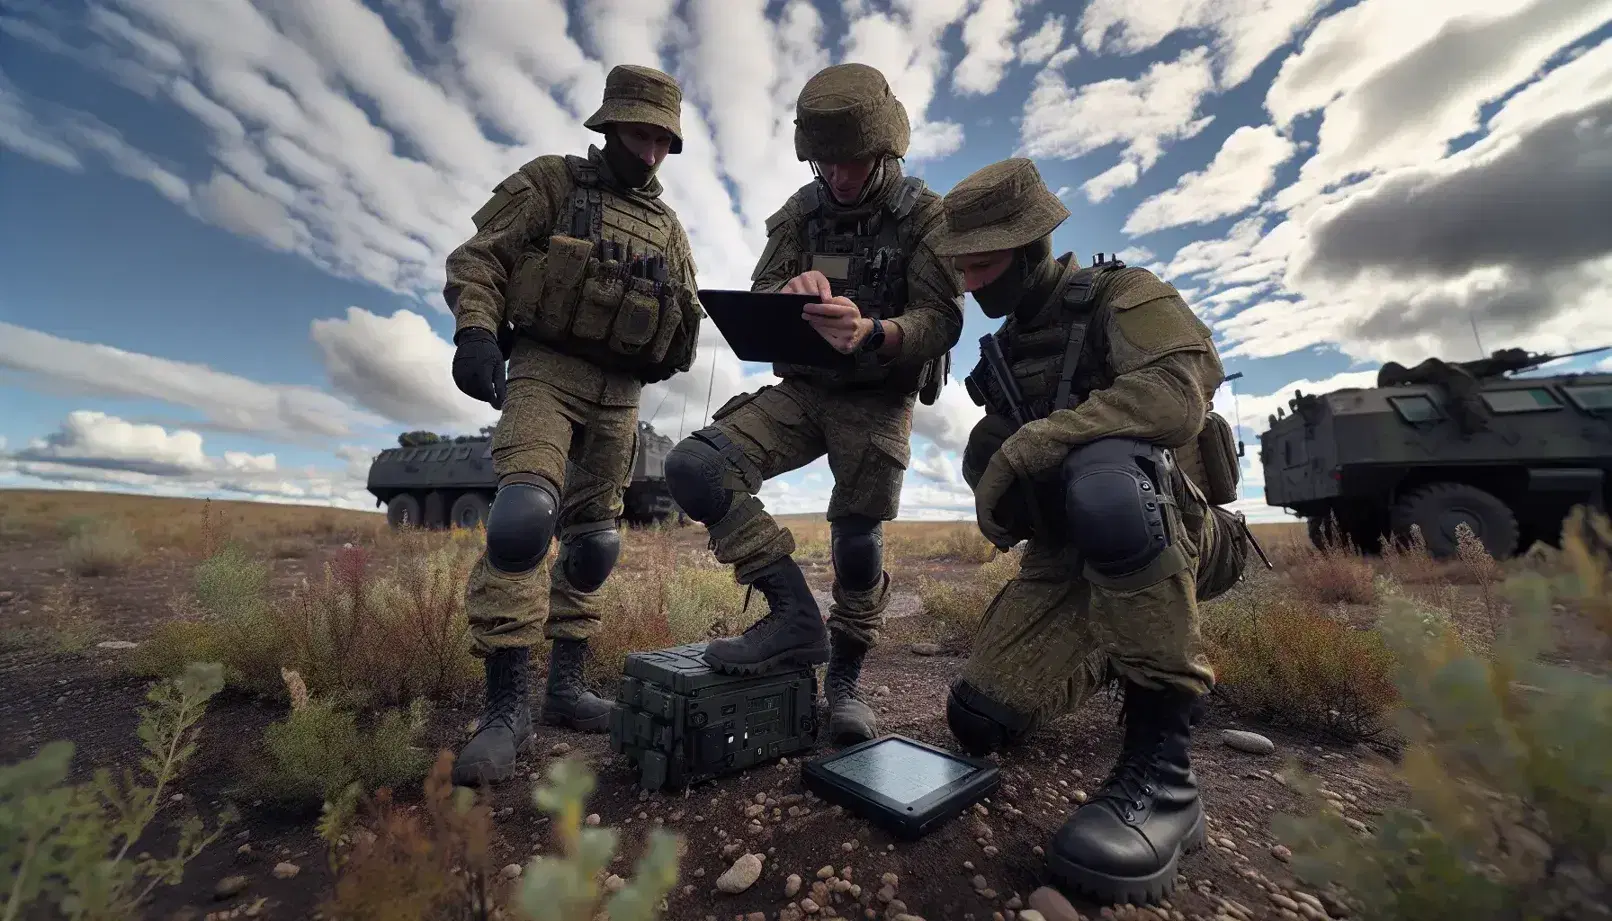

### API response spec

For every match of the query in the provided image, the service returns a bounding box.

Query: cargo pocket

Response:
[573,258,626,342]
[1196,505,1251,602]
[846,432,910,520]
[710,386,769,423]
[609,276,661,356]
[1196,411,1241,506]
[534,235,591,341]
[504,250,547,331]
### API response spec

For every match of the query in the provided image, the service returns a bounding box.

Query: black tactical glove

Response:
[452,327,507,410]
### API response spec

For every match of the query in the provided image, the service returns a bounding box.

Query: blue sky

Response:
[2,0,1610,522]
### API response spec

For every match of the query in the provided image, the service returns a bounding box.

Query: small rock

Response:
[800,898,820,914]
[881,873,898,887]
[500,863,522,880]
[604,874,626,893]
[746,914,767,921]
[817,865,835,880]
[1271,844,1292,862]
[910,642,941,656]
[972,874,989,890]
[878,885,896,903]
[716,853,762,894]
[214,876,249,900]
[1019,913,1047,921]
[271,862,299,880]
[550,742,571,756]
[875,686,891,696]
[786,874,803,897]
[586,813,601,826]
[841,840,856,852]
[236,843,252,856]
[96,640,138,650]
[983,845,999,857]
[1028,886,1082,921]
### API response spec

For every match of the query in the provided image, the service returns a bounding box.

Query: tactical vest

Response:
[504,155,699,381]
[773,176,948,401]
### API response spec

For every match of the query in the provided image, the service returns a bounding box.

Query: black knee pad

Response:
[946,679,1033,756]
[831,515,884,592]
[558,523,621,593]
[485,480,559,573]
[665,430,740,523]
[1062,437,1173,578]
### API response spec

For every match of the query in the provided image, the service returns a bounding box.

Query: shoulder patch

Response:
[470,170,533,232]
[1105,267,1182,312]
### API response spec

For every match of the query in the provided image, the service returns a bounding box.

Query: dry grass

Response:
[780,515,1002,566]
[0,578,104,652]
[60,515,143,576]
[915,549,1022,637]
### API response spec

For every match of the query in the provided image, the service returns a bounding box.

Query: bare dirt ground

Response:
[2,492,1407,921]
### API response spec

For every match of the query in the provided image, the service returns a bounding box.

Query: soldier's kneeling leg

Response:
[557,521,621,593]
[1061,438,1177,581]
[946,678,1035,756]
[485,479,561,574]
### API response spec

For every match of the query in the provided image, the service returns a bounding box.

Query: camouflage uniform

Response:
[664,63,964,744]
[931,158,1253,907]
[442,65,703,785]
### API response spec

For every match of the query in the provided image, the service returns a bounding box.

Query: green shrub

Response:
[517,757,681,921]
[1272,507,1612,919]
[1203,579,1400,741]
[245,671,433,807]
[916,548,1022,635]
[0,662,236,920]
[61,518,142,577]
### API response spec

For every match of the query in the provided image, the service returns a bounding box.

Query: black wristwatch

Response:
[860,317,885,353]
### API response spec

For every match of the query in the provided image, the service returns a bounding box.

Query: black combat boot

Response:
[702,556,830,675]
[825,634,878,744]
[1046,681,1206,906]
[451,646,534,786]
[542,638,614,732]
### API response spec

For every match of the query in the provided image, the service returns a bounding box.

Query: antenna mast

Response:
[1225,371,1247,458]
[1470,314,1486,358]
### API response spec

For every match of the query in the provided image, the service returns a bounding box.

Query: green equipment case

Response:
[609,642,819,791]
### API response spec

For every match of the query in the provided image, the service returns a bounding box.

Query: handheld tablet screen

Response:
[819,738,975,806]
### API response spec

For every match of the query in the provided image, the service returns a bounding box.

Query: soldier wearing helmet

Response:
[664,63,964,743]
[930,158,1253,907]
[442,64,704,786]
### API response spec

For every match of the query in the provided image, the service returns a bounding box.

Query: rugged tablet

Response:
[697,289,858,367]
[801,735,999,839]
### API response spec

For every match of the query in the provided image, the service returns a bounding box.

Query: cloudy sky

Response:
[1,0,1609,524]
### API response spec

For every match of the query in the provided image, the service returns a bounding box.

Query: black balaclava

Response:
[602,127,658,189]
[972,234,1055,319]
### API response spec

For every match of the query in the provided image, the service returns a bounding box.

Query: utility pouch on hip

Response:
[1196,410,1241,506]
[608,275,662,356]
[573,251,627,342]
[505,250,547,332]
[534,234,591,341]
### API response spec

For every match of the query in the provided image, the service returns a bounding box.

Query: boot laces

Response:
[1091,697,1162,819]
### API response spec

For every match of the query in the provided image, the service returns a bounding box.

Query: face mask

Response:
[604,132,657,189]
[971,235,1054,319]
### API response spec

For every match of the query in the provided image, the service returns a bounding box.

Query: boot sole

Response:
[1044,809,1207,907]
[450,728,536,787]
[702,640,831,676]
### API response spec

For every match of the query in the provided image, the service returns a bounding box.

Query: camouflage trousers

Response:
[464,376,639,653]
[701,377,915,648]
[959,471,1219,730]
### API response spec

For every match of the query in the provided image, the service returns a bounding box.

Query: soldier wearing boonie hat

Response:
[932,157,1254,909]
[441,64,705,787]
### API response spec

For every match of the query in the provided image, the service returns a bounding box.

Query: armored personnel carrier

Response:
[366,421,681,530]
[1261,346,1612,559]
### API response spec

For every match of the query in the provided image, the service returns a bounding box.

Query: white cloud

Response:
[1123,124,1295,235]
[310,307,501,432]
[1077,0,1331,89]
[953,0,1030,97]
[0,321,385,442]
[1020,47,1218,200]
[1016,13,1066,65]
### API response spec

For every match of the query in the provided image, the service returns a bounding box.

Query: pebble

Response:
[586,813,601,826]
[1027,887,1081,921]
[214,876,249,900]
[800,898,820,914]
[1019,913,1047,921]
[500,864,522,880]
[983,845,999,857]
[910,642,941,656]
[271,862,299,880]
[786,874,803,897]
[550,742,570,756]
[1222,730,1275,754]
[96,640,138,650]
[604,874,626,893]
[716,853,762,894]
[1271,845,1292,862]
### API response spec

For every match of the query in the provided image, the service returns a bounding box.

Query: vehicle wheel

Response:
[386,493,422,530]
[449,492,491,529]
[1307,513,1338,550]
[1390,482,1519,560]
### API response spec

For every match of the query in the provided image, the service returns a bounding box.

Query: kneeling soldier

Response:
[930,158,1253,906]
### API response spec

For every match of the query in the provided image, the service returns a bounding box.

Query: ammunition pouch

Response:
[508,233,697,381]
[1195,410,1241,506]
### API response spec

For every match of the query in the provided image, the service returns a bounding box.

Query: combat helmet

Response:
[585,64,685,154]
[794,63,910,162]
[931,157,1069,257]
